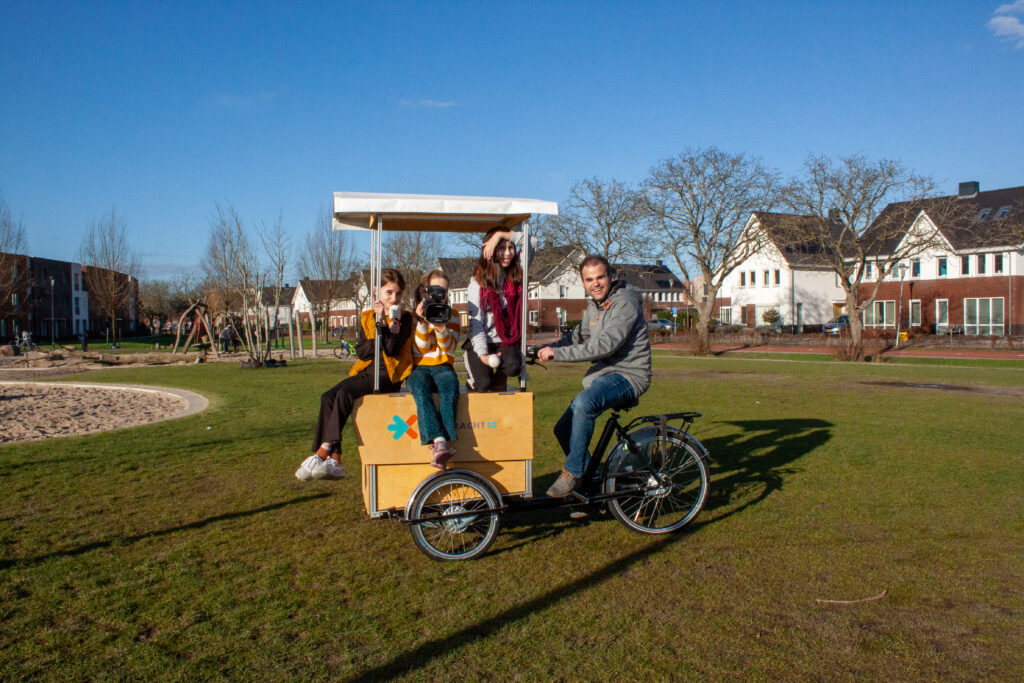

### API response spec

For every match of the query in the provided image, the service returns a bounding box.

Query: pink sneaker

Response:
[430,441,456,469]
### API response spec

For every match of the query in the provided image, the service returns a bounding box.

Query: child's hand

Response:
[373,301,384,320]
[482,231,508,261]
[415,300,425,320]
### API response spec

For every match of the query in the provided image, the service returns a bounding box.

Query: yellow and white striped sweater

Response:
[413,319,460,366]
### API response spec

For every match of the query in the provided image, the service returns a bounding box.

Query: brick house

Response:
[856,183,1024,335]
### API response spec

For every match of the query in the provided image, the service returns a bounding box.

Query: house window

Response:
[11,293,18,310]
[909,300,921,327]
[933,298,949,330]
[703,283,708,296]
[74,273,80,291]
[977,254,986,275]
[740,272,746,287]
[740,307,748,325]
[528,310,539,325]
[961,255,970,275]
[865,262,873,279]
[755,305,781,327]
[911,260,920,277]
[937,257,947,277]
[964,297,1004,336]
[719,307,731,323]
[762,270,769,287]
[977,208,991,220]
[863,300,895,328]
[74,296,80,314]
[749,271,756,286]
[995,254,1004,274]
[773,269,780,286]
[996,206,1011,219]
[559,285,568,298]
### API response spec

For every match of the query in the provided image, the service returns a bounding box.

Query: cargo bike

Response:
[333,192,711,561]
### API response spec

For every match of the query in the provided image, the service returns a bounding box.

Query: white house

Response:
[718,212,846,330]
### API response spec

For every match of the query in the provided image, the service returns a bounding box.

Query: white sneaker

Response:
[295,455,320,481]
[311,456,346,480]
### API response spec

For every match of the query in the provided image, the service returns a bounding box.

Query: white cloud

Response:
[994,0,1024,13]
[399,99,458,109]
[988,14,1024,47]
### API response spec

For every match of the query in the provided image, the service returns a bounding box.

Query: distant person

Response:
[230,326,240,352]
[296,268,413,481]
[536,255,652,497]
[80,332,88,352]
[464,227,535,392]
[219,326,231,353]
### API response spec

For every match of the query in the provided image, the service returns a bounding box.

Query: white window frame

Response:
[936,299,949,333]
[964,297,1004,336]
[719,307,731,323]
[909,299,921,327]
[774,269,781,286]
[995,253,1004,274]
[863,300,895,329]
[977,254,986,275]
[961,255,970,276]
[762,270,770,287]
[937,256,948,277]
[528,309,539,325]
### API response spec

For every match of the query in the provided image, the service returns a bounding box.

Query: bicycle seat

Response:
[616,396,640,412]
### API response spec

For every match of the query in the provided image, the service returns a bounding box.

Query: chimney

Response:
[958,181,980,197]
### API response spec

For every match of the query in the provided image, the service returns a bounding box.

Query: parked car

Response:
[647,318,674,332]
[822,315,850,335]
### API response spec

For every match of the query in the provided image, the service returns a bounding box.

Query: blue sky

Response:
[2,0,1022,281]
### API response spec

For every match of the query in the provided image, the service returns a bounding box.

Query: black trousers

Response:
[463,342,522,392]
[311,370,400,453]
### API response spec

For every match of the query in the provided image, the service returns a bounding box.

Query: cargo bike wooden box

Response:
[333,192,711,561]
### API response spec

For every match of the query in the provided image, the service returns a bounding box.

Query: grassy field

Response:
[2,353,1023,679]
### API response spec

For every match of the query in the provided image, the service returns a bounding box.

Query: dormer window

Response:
[996,206,1011,219]
[977,208,992,220]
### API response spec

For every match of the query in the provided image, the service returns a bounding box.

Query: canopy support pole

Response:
[372,215,382,393]
[520,219,530,392]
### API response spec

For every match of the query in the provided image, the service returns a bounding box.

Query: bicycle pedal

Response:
[570,490,590,504]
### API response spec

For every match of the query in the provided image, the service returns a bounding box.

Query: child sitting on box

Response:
[407,270,461,469]
[296,268,413,481]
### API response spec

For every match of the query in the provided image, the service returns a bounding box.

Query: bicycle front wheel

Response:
[603,428,709,534]
[408,472,501,561]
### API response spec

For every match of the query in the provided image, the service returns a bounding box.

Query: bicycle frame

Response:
[402,408,703,524]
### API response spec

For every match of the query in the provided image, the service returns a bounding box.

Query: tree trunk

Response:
[693,301,715,356]
[846,291,864,361]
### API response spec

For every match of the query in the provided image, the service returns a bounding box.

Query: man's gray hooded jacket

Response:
[550,281,652,396]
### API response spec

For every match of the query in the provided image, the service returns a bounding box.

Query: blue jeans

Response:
[406,364,460,444]
[553,373,637,478]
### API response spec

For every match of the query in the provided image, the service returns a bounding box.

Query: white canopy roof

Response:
[332,191,559,233]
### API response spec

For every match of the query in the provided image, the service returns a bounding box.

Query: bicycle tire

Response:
[333,344,350,360]
[603,426,709,534]
[408,472,502,561]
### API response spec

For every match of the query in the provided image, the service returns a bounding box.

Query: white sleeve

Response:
[467,278,489,356]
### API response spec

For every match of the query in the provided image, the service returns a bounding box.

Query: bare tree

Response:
[200,203,277,363]
[258,215,291,342]
[643,147,786,354]
[298,207,358,339]
[545,178,648,263]
[79,209,141,343]
[781,154,959,359]
[0,196,30,322]
[381,231,441,305]
[139,279,173,334]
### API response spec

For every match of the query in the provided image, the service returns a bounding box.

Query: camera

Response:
[421,284,452,324]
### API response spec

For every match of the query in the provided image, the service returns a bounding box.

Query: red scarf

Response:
[481,277,521,347]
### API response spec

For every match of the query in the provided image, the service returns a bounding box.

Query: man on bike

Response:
[537,255,651,497]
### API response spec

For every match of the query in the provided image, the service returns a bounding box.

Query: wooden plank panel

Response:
[354,392,533,465]
[372,460,529,512]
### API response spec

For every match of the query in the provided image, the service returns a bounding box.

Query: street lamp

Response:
[894,263,908,349]
[49,275,56,350]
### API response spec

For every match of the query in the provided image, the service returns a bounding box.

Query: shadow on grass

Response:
[351,531,686,681]
[0,493,329,570]
[492,418,832,553]
[696,418,832,525]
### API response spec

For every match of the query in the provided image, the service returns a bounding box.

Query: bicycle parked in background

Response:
[333,339,357,360]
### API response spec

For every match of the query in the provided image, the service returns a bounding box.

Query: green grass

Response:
[2,356,1023,679]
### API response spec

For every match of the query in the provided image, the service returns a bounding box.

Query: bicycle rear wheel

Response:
[408,472,501,561]
[603,427,709,534]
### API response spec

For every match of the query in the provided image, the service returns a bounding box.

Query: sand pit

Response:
[0,382,209,443]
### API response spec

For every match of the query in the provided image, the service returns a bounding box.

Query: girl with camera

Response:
[464,227,536,392]
[296,268,413,481]
[407,270,462,469]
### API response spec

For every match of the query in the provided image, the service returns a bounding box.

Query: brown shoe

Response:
[546,469,579,497]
